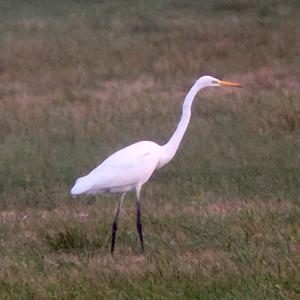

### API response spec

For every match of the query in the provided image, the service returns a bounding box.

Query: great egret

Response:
[71,75,242,254]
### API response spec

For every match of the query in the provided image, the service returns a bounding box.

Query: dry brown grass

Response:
[0,1,300,298]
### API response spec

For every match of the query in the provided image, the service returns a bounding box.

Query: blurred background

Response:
[0,1,299,298]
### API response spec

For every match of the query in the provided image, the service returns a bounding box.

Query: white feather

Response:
[71,141,162,195]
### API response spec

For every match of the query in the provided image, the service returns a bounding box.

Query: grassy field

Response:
[0,0,300,298]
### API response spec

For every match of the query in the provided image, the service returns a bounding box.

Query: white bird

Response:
[71,75,242,254]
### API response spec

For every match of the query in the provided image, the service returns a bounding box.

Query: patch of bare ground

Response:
[0,89,44,112]
[217,67,300,131]
[202,66,299,99]
[19,18,47,30]
[144,197,296,219]
[86,76,155,105]
[85,76,184,117]
[0,202,114,228]
[232,67,300,92]
[203,66,300,110]
[0,198,295,228]
[193,198,295,217]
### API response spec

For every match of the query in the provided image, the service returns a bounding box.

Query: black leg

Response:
[111,193,125,255]
[136,188,144,252]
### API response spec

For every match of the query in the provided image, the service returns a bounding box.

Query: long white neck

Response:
[158,80,204,168]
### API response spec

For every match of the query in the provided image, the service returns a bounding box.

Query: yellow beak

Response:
[217,80,243,87]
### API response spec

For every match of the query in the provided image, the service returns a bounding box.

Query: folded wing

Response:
[71,141,162,195]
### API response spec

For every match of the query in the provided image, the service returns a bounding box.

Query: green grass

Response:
[0,0,300,298]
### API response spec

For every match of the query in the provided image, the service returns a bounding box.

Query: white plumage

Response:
[71,141,162,195]
[70,75,242,254]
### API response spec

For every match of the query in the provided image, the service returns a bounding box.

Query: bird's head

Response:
[197,75,242,88]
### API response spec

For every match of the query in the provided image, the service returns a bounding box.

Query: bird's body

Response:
[71,141,163,195]
[71,75,242,254]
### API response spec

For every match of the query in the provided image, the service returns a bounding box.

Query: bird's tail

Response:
[70,176,92,196]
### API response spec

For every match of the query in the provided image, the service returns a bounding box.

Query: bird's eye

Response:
[212,80,218,84]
